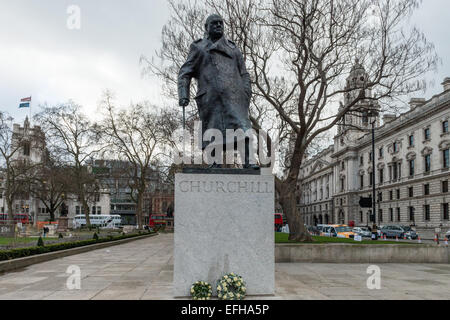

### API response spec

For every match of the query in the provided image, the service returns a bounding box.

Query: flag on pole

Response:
[19,96,32,108]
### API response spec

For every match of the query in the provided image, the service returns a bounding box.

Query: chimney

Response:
[409,98,426,110]
[442,77,450,92]
[383,114,396,124]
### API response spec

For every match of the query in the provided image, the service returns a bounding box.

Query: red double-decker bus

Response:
[275,213,284,232]
[148,214,167,228]
[0,214,33,224]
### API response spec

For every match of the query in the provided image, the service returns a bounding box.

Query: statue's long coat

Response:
[178,36,252,148]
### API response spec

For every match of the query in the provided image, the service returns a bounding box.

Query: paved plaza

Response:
[0,233,449,300]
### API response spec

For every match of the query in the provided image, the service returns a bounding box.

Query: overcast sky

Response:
[0,0,449,125]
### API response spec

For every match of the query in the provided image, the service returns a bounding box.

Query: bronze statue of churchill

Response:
[178,14,256,168]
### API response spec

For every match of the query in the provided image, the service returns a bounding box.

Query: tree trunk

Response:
[6,198,13,222]
[49,207,55,222]
[82,200,91,227]
[136,193,144,230]
[278,182,312,242]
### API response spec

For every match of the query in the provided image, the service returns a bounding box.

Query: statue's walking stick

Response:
[183,105,186,130]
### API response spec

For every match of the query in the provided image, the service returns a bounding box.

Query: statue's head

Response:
[205,14,224,40]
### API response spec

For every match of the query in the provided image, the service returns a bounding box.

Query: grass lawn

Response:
[0,237,49,246]
[275,233,417,245]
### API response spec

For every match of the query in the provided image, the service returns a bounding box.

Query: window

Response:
[341,161,345,170]
[409,159,415,176]
[369,172,373,186]
[396,189,400,199]
[443,121,449,134]
[444,149,450,169]
[424,205,431,221]
[396,208,401,222]
[425,154,431,173]
[92,206,96,214]
[360,174,364,189]
[409,207,415,222]
[378,209,383,222]
[95,193,100,202]
[443,181,449,193]
[76,206,80,215]
[340,178,345,192]
[393,164,398,180]
[424,184,430,196]
[379,147,384,158]
[393,142,398,153]
[398,163,402,178]
[97,207,101,215]
[360,211,363,222]
[409,135,414,147]
[23,142,30,156]
[409,187,414,198]
[369,152,373,162]
[389,208,394,222]
[443,203,449,220]
[378,192,383,202]
[379,169,384,184]
[424,128,431,140]
[389,190,393,201]
[360,156,364,166]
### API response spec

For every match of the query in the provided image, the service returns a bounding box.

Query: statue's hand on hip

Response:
[179,98,190,107]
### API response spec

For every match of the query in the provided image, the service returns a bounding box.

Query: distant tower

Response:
[11,116,46,164]
[336,59,380,147]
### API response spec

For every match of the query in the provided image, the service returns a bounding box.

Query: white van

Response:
[73,215,122,229]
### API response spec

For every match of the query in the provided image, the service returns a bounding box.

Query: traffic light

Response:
[359,197,372,208]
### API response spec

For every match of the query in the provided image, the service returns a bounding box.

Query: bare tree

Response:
[142,0,439,241]
[0,113,44,223]
[34,102,103,227]
[99,92,178,229]
[28,151,71,222]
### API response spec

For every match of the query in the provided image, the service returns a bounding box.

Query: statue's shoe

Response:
[243,164,260,170]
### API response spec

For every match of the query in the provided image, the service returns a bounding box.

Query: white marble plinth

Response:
[173,169,275,297]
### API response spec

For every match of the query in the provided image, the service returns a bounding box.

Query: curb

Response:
[275,243,450,264]
[0,233,158,274]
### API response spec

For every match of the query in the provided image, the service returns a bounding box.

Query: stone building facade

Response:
[298,145,335,226]
[299,71,450,232]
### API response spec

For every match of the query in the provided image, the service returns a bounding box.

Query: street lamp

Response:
[368,109,379,240]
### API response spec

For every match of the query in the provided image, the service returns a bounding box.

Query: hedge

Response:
[0,231,155,262]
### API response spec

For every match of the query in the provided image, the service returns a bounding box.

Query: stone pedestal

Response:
[56,217,69,232]
[173,168,275,297]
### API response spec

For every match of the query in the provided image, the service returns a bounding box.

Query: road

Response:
[0,233,449,300]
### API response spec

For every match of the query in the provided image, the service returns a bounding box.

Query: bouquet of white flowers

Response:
[216,273,246,300]
[190,281,212,300]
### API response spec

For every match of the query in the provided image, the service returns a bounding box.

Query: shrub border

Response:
[0,232,157,273]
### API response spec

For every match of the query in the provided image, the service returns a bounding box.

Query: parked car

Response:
[353,227,372,238]
[401,225,418,240]
[321,224,356,239]
[307,225,319,235]
[320,225,334,237]
[380,225,417,239]
[332,225,356,239]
